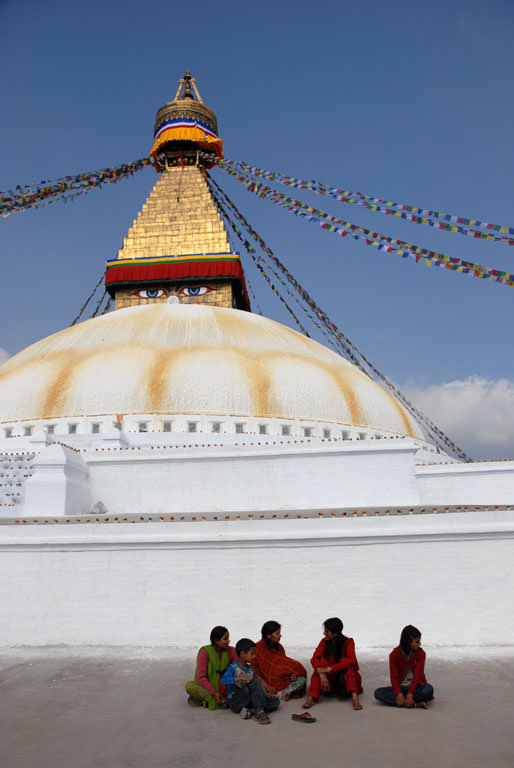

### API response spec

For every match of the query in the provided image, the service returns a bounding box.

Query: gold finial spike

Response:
[172,71,204,104]
[182,70,194,99]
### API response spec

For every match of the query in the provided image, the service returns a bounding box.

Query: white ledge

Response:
[0,509,512,551]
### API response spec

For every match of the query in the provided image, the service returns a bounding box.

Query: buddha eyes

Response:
[178,286,212,296]
[130,285,213,299]
[132,288,167,298]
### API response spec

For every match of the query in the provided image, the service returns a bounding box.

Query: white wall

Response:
[1,510,512,649]
[85,442,420,515]
[417,462,514,505]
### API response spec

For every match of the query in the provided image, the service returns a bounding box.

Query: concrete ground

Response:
[0,649,512,768]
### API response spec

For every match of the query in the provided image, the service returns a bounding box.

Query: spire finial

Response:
[172,70,203,103]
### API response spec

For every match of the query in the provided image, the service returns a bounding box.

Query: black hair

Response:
[400,625,421,655]
[323,617,347,662]
[261,620,281,648]
[235,638,256,656]
[209,626,228,646]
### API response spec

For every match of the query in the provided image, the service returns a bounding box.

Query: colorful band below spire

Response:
[150,119,224,159]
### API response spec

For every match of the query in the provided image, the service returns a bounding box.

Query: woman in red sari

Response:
[303,617,363,710]
[253,621,307,700]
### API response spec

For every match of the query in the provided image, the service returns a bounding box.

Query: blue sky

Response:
[1,0,513,458]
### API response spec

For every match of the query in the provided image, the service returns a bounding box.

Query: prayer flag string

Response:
[213,159,514,245]
[206,172,470,462]
[215,164,514,288]
[1,158,154,218]
[70,272,106,326]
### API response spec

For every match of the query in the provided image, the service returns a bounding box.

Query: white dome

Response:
[0,304,424,438]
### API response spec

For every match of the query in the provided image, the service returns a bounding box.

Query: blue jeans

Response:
[374,683,434,706]
[228,676,280,714]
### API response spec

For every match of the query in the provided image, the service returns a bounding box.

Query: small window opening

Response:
[91,423,100,434]
[235,423,244,434]
[258,424,267,435]
[303,427,312,437]
[138,422,148,433]
[212,422,221,433]
[68,424,77,435]
[188,422,197,433]
[162,421,171,432]
[323,429,331,439]
[281,425,291,436]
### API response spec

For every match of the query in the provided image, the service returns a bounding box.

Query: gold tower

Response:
[105,72,250,312]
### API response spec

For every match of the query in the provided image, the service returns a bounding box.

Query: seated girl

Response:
[185,626,237,709]
[374,624,434,708]
[303,617,363,710]
[253,620,307,701]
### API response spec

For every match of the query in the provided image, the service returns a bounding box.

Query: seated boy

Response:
[221,638,280,724]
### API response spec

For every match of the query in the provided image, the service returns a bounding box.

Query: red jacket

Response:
[311,637,359,674]
[389,645,427,695]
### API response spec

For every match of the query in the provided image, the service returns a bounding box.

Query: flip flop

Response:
[292,713,317,723]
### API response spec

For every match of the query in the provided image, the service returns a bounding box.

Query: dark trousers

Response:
[309,669,354,700]
[228,677,280,714]
[374,683,434,706]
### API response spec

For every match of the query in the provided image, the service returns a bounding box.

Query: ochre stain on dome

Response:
[148,350,174,412]
[0,305,426,439]
[330,365,362,426]
[383,387,417,438]
[41,350,83,419]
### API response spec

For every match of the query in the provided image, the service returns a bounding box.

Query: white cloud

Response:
[0,348,9,365]
[403,376,514,461]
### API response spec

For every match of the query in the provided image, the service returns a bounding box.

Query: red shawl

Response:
[253,639,307,691]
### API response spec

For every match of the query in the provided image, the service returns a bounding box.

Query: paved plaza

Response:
[0,649,512,768]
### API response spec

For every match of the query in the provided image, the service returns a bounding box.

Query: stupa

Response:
[0,73,512,650]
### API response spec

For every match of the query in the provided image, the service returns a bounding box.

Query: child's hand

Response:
[396,693,406,707]
[405,693,415,708]
[290,673,297,681]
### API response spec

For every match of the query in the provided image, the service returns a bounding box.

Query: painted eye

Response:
[178,286,212,296]
[132,289,168,299]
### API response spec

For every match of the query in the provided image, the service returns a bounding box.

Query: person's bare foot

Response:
[415,701,428,709]
[352,693,363,710]
[284,692,291,701]
[302,696,314,708]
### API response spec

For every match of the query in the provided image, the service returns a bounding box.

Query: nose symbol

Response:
[167,295,179,304]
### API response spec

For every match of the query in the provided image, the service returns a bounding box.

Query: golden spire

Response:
[104,75,250,312]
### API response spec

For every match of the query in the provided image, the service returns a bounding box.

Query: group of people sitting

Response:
[185,618,434,725]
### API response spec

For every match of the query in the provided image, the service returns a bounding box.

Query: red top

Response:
[389,645,427,695]
[310,637,360,674]
[253,639,307,691]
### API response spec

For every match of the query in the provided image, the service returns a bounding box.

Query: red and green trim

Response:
[105,253,251,310]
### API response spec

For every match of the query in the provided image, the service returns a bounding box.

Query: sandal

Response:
[255,711,271,725]
[292,713,317,723]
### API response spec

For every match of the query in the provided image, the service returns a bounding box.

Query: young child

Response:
[221,638,280,724]
[374,625,434,708]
